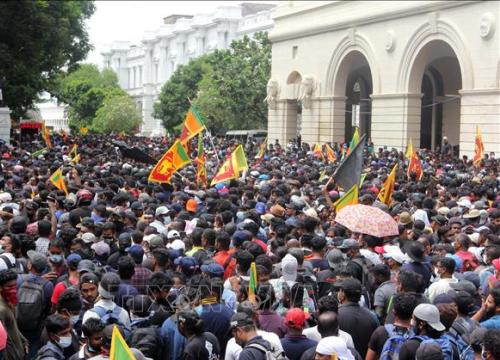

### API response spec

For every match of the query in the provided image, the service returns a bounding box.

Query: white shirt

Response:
[150,220,165,234]
[225,330,284,360]
[82,299,131,330]
[360,249,382,265]
[426,277,458,303]
[0,253,16,271]
[302,325,355,349]
[412,209,430,227]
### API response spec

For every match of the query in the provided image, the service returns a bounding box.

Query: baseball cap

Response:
[285,308,309,329]
[415,343,443,360]
[457,198,472,209]
[201,262,224,278]
[186,199,197,213]
[174,256,199,275]
[255,202,266,215]
[81,232,97,244]
[316,336,354,359]
[455,271,480,288]
[413,303,445,331]
[230,312,255,329]
[127,294,153,316]
[155,206,169,216]
[326,249,344,268]
[126,245,144,263]
[493,258,500,272]
[337,239,359,250]
[270,204,285,217]
[167,230,180,240]
[335,278,362,294]
[66,253,82,267]
[167,239,185,251]
[431,215,448,226]
[449,280,477,297]
[77,259,96,273]
[398,212,412,225]
[91,241,111,256]
[148,235,165,250]
[130,201,144,211]
[27,250,48,273]
[232,230,252,247]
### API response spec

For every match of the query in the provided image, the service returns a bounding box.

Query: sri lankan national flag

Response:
[211,145,248,186]
[196,134,207,187]
[180,105,206,144]
[149,140,191,183]
[313,144,324,159]
[347,127,359,156]
[49,167,68,195]
[69,145,80,163]
[473,125,484,167]
[109,325,136,360]
[333,184,358,212]
[407,151,423,180]
[248,262,257,303]
[41,122,52,149]
[378,164,397,207]
[325,143,336,163]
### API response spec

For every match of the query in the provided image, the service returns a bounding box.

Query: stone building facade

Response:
[267,1,499,156]
[103,3,275,136]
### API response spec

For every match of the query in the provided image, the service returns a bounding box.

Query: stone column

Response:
[459,89,500,157]
[158,42,168,84]
[141,42,155,135]
[370,93,422,151]
[330,96,347,144]
[267,100,299,146]
[0,108,11,143]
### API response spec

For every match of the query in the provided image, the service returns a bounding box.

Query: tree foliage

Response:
[153,32,271,134]
[195,32,271,132]
[52,64,127,131]
[92,95,142,134]
[0,1,95,117]
[153,56,212,133]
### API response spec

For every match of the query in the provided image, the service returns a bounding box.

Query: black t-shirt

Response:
[368,325,410,356]
[398,339,421,360]
[183,332,220,360]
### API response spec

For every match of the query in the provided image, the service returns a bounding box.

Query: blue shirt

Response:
[200,303,233,349]
[116,281,138,309]
[481,314,500,329]
[160,315,186,360]
[280,335,317,360]
[401,261,431,287]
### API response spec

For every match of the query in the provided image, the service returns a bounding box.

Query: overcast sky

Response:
[85,1,273,66]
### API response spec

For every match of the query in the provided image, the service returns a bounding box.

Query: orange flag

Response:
[325,143,336,163]
[180,105,206,144]
[407,151,423,181]
[378,164,397,207]
[473,125,484,167]
[313,144,324,159]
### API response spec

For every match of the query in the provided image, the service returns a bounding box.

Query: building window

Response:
[292,46,298,59]
[133,67,137,88]
[139,66,143,85]
[155,63,159,83]
[128,68,131,88]
[201,37,206,52]
[224,31,228,47]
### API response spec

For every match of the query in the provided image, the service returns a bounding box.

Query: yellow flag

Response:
[333,184,358,213]
[378,164,397,207]
[405,138,413,159]
[49,168,68,195]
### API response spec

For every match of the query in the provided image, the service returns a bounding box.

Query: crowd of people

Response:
[0,131,498,360]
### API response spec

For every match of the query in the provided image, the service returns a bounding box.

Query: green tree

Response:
[92,95,142,134]
[153,55,213,133]
[0,1,95,117]
[52,64,127,131]
[195,32,271,131]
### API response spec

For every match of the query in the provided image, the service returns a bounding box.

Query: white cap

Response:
[81,232,97,244]
[457,198,472,209]
[155,206,169,216]
[167,239,185,251]
[167,230,180,240]
[281,254,298,284]
[0,192,12,203]
[316,336,354,360]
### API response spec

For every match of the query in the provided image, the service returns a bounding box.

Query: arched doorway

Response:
[285,71,302,142]
[333,51,373,141]
[407,40,462,151]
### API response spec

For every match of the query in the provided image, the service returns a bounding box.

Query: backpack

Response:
[351,257,374,289]
[129,326,163,360]
[414,335,458,360]
[443,332,474,360]
[380,324,414,360]
[16,276,49,331]
[0,254,23,273]
[92,305,130,339]
[247,342,289,360]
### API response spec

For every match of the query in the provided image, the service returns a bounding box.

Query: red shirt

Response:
[455,250,478,271]
[213,250,236,280]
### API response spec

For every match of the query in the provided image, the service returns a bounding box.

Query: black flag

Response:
[332,134,366,191]
[112,140,157,165]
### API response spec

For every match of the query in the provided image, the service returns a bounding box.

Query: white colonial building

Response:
[102,3,275,136]
[267,1,500,156]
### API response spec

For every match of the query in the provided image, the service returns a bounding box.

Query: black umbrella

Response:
[112,141,157,165]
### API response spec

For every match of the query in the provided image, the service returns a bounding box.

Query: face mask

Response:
[433,269,440,278]
[50,254,63,264]
[163,216,171,225]
[483,255,490,265]
[2,287,17,306]
[70,315,80,326]
[87,344,101,354]
[58,335,72,348]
